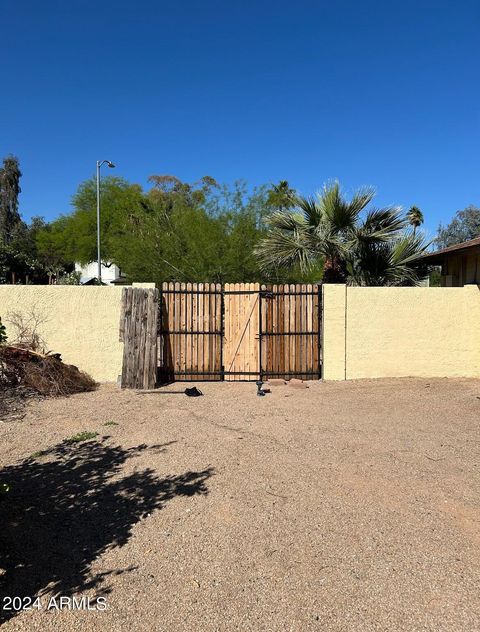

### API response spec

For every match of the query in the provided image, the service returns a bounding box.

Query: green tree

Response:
[0,156,73,283]
[435,205,480,248]
[41,175,322,285]
[429,268,442,287]
[406,205,424,236]
[255,182,429,286]
[0,215,53,284]
[0,155,23,245]
[67,176,149,266]
[36,216,75,283]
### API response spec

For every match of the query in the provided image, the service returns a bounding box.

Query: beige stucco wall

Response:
[0,286,125,382]
[2,283,479,384]
[323,284,480,380]
[322,284,347,380]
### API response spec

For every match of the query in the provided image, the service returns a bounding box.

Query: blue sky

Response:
[1,0,479,237]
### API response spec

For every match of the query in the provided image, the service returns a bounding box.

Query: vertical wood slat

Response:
[215,283,222,378]
[209,283,215,380]
[282,285,289,377]
[289,284,295,377]
[198,283,204,380]
[223,283,230,379]
[120,287,159,389]
[278,284,284,378]
[185,282,191,381]
[174,283,181,376]
[306,284,312,380]
[300,283,306,380]
[205,283,212,381]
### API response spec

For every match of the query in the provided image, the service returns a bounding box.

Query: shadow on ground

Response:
[0,438,214,622]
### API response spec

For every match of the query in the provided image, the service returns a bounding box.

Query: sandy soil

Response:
[0,377,479,631]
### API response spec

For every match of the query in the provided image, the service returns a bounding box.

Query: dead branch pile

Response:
[0,346,97,398]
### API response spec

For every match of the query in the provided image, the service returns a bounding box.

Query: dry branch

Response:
[0,346,96,398]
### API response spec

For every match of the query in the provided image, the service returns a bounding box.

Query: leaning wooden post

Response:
[119,287,159,389]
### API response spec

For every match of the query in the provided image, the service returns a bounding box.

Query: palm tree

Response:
[266,180,296,212]
[406,206,424,236]
[255,182,429,286]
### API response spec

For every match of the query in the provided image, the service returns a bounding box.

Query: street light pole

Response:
[95,159,115,284]
[96,161,101,283]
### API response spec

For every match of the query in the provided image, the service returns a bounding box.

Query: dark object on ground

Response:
[185,387,203,397]
[137,390,186,395]
[256,380,266,396]
[0,346,97,398]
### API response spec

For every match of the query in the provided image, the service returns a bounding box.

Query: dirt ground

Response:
[0,377,479,632]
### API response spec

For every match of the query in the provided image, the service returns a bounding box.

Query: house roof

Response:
[419,236,480,263]
[110,277,130,285]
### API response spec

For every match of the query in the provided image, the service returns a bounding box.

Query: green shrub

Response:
[64,431,98,444]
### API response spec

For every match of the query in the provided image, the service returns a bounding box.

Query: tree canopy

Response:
[435,205,480,248]
[36,176,315,285]
[0,157,55,283]
[406,206,424,235]
[0,156,23,245]
[0,154,447,288]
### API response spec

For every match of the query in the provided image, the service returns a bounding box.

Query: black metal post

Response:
[318,284,322,379]
[259,288,263,381]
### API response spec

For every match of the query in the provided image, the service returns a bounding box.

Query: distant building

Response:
[419,237,480,286]
[74,261,128,286]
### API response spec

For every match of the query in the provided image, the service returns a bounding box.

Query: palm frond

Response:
[254,229,317,272]
[389,232,430,265]
[318,182,366,230]
[353,207,407,243]
[348,186,376,214]
[347,232,430,286]
[264,210,307,232]
[294,195,322,227]
[317,182,350,229]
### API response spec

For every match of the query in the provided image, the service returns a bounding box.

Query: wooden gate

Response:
[223,283,260,380]
[261,284,321,380]
[158,283,223,381]
[120,283,322,387]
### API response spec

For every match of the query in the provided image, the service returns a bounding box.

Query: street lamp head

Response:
[97,159,116,169]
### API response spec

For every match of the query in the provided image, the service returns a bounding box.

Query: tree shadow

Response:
[0,438,214,622]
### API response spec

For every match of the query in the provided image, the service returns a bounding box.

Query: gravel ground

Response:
[0,377,479,632]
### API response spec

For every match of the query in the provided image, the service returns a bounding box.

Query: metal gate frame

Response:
[158,285,322,382]
[259,287,322,380]
[158,284,223,382]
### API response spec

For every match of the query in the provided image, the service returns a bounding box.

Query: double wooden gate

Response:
[120,283,322,388]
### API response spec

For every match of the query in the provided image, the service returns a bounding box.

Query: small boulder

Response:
[288,378,308,389]
[266,379,287,387]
